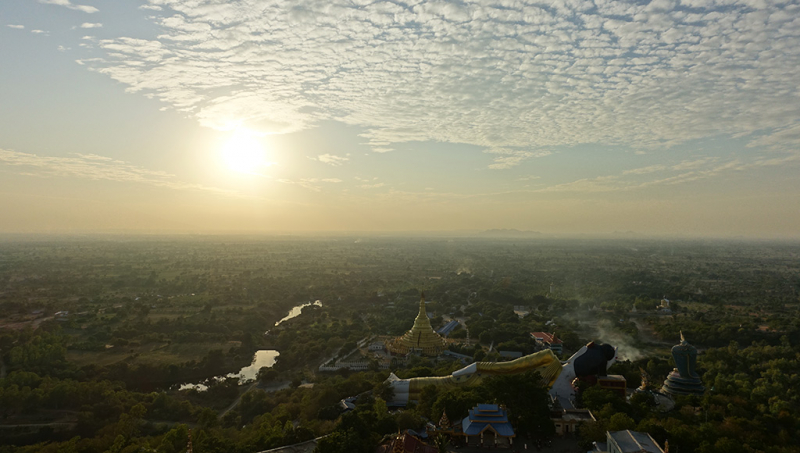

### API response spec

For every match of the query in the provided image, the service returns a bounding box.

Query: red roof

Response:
[531,332,562,344]
[402,434,437,453]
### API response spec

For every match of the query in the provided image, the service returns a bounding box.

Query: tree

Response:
[198,407,219,429]
[607,413,636,431]
[434,433,450,453]
[396,410,423,431]
[479,371,554,438]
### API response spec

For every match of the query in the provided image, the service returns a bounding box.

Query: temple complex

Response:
[386,294,447,356]
[662,332,705,397]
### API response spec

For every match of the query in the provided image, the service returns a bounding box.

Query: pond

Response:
[273,299,323,327]
[179,349,279,391]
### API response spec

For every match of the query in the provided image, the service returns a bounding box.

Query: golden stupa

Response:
[387,293,447,356]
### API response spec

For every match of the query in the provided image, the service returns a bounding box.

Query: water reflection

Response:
[179,349,279,391]
[274,300,322,327]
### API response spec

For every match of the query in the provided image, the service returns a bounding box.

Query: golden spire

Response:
[415,293,431,328]
[385,290,446,356]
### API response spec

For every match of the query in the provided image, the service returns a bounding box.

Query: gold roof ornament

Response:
[439,411,450,428]
[391,432,405,453]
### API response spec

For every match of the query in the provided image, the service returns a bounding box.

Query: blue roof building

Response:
[460,404,516,448]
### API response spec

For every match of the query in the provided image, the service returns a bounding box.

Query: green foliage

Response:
[479,371,555,438]
[1,239,799,453]
[581,338,800,453]
[8,332,67,373]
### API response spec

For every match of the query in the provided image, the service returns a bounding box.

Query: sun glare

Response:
[220,131,272,175]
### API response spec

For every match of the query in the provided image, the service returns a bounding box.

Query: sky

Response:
[1,0,799,237]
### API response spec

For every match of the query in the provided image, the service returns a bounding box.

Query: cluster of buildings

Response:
[352,293,702,452]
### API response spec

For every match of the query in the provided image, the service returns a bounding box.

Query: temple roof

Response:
[461,405,515,437]
[531,332,562,344]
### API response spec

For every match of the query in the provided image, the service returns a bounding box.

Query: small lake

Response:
[273,299,323,327]
[179,349,279,391]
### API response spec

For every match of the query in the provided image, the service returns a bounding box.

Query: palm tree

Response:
[434,433,450,453]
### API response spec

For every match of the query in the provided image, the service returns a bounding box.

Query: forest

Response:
[0,237,798,452]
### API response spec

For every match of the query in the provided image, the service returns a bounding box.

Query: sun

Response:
[220,130,272,175]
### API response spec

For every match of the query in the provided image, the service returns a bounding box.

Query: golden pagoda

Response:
[387,293,447,356]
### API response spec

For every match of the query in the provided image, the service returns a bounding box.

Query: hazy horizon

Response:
[2,0,799,238]
[1,229,798,243]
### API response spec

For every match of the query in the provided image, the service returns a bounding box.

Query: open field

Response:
[67,341,239,368]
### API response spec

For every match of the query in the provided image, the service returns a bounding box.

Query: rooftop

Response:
[461,404,515,437]
[608,430,665,453]
[531,332,562,344]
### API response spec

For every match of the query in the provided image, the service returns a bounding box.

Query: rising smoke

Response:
[594,319,645,361]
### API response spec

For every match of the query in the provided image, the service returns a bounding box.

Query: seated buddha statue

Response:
[661,331,705,397]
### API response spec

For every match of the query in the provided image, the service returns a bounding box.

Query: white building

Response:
[368,342,385,352]
[590,430,665,453]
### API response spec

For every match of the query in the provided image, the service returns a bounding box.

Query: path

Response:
[220,381,259,418]
[219,380,292,418]
[0,422,77,430]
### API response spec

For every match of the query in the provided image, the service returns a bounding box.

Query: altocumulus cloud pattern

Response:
[90,0,800,168]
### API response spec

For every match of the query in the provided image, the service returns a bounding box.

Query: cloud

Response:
[277,177,343,191]
[39,0,98,14]
[87,0,800,167]
[31,29,47,34]
[7,25,24,29]
[537,152,800,193]
[0,148,235,195]
[622,165,666,175]
[313,154,349,166]
[80,23,102,28]
[358,183,386,189]
[486,149,553,169]
[671,158,716,171]
[747,124,800,151]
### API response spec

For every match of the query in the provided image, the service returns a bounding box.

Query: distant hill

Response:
[479,229,543,238]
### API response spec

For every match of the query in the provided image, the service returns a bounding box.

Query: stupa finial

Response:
[680,330,686,343]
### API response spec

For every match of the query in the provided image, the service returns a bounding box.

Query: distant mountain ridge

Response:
[479,229,543,238]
